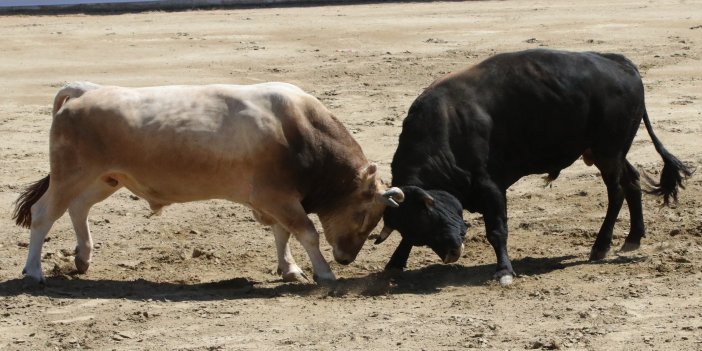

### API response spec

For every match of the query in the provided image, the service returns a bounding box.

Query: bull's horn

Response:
[374,226,394,245]
[381,187,405,207]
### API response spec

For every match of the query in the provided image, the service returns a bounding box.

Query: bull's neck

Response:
[390,131,473,209]
[392,157,470,203]
[301,154,363,214]
[299,115,367,214]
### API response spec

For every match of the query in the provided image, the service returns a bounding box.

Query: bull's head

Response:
[317,164,405,265]
[377,186,467,264]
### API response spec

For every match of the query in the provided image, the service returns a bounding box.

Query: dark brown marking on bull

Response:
[104,176,119,187]
[273,95,368,214]
[582,148,594,166]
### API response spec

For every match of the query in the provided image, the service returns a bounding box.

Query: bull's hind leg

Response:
[619,160,645,252]
[271,224,307,282]
[68,177,121,274]
[23,184,71,283]
[589,159,625,261]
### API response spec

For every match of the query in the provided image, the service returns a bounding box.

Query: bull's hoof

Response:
[21,268,46,286]
[312,273,337,284]
[619,241,641,253]
[281,271,308,283]
[493,269,515,287]
[384,262,407,272]
[21,273,45,288]
[276,266,308,283]
[381,267,404,280]
[498,274,514,287]
[589,247,610,261]
[74,256,90,274]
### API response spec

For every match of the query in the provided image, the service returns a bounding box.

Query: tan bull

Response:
[13,81,405,284]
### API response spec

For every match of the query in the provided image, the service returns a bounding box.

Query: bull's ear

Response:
[374,225,394,245]
[416,189,434,208]
[361,163,378,191]
[362,163,377,178]
[366,163,378,177]
[423,194,435,208]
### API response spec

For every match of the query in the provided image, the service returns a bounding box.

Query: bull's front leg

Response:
[480,181,515,286]
[293,225,336,282]
[385,239,413,271]
[254,198,336,283]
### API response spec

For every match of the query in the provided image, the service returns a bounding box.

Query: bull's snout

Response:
[333,247,358,266]
[336,258,353,265]
[332,237,365,265]
[442,244,464,264]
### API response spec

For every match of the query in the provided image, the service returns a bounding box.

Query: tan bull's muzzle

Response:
[333,248,358,266]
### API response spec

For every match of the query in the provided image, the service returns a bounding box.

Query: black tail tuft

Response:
[12,175,50,228]
[643,155,693,206]
[641,110,693,206]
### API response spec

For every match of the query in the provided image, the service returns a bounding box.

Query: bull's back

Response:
[50,83,316,202]
[396,49,646,188]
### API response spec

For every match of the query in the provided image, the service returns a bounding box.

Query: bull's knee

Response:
[295,230,320,248]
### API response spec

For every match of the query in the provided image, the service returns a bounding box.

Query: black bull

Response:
[377,49,691,285]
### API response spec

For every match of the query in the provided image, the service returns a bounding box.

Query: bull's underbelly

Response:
[106,168,253,209]
[489,144,588,182]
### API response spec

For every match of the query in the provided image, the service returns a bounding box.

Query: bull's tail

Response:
[52,81,101,116]
[12,175,50,228]
[641,110,693,205]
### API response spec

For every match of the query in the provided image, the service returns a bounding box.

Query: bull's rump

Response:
[50,83,311,204]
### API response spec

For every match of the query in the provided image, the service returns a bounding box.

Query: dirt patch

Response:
[1,1,701,350]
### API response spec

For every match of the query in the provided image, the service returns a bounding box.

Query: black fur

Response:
[640,111,693,205]
[383,49,690,280]
[383,186,467,269]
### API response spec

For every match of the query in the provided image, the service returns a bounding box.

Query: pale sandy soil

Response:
[1,1,701,350]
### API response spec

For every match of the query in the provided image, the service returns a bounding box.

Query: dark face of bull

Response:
[381,186,467,263]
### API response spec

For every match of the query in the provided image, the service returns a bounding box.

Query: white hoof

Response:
[282,272,308,283]
[277,266,308,282]
[499,274,514,286]
[313,271,337,283]
[22,267,45,285]
[74,256,90,274]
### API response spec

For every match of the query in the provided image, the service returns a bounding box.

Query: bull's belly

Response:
[493,147,586,181]
[107,169,253,210]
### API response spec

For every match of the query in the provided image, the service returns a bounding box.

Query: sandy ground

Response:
[1,1,701,350]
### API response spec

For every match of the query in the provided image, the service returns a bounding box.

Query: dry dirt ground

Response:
[1,1,701,350]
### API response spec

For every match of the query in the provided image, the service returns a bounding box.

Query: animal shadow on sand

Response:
[0,254,645,301]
